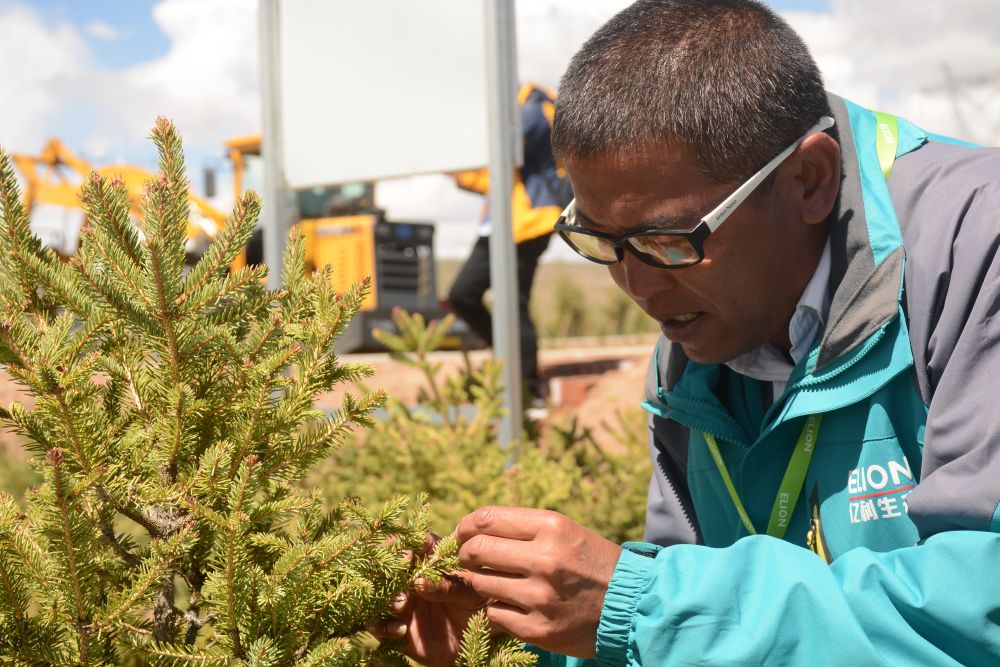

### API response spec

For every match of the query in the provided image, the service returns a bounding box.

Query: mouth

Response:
[658,312,704,341]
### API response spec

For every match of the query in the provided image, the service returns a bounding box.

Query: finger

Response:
[366,618,407,641]
[413,573,488,608]
[484,601,535,642]
[462,568,530,609]
[459,534,535,575]
[420,532,441,556]
[390,592,409,614]
[456,506,558,543]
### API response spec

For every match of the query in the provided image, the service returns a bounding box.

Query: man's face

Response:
[564,142,819,364]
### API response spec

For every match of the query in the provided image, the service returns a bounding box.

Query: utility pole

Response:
[258,0,293,289]
[484,0,523,445]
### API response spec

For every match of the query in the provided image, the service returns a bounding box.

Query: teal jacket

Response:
[537,95,1000,665]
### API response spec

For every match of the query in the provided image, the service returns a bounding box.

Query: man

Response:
[447,83,564,408]
[373,1,1000,664]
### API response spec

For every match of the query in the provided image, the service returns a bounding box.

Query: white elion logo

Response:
[847,456,915,524]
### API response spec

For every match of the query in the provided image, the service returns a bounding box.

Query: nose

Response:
[613,250,675,301]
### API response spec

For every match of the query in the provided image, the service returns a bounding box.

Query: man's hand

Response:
[455,506,623,658]
[368,536,490,667]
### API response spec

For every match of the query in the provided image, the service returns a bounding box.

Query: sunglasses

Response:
[555,115,835,269]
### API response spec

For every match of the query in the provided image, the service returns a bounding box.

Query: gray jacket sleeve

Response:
[893,139,1000,535]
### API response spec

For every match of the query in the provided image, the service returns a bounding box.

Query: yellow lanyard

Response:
[702,414,822,539]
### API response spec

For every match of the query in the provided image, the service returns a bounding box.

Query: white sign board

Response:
[279,0,490,188]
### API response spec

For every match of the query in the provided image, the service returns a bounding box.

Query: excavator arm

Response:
[11,138,227,257]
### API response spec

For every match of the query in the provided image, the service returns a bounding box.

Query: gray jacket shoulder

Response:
[891,139,1000,535]
[891,140,1000,403]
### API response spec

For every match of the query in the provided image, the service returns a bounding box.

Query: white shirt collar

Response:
[724,237,832,383]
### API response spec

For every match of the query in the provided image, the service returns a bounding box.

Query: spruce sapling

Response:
[0,119,524,666]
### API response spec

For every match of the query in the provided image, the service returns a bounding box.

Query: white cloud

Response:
[84,20,121,41]
[786,0,1000,145]
[516,0,633,89]
[0,5,91,153]
[89,0,259,152]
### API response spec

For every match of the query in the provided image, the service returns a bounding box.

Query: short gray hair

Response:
[552,0,832,184]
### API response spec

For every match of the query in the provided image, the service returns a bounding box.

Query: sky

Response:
[2,0,998,258]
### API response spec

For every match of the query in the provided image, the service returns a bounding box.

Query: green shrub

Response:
[311,309,649,544]
[0,437,40,502]
[542,274,589,339]
[599,290,659,337]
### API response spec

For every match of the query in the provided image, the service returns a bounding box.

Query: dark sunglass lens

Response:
[628,235,699,265]
[560,229,618,263]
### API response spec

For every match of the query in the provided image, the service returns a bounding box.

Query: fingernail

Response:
[391,593,407,611]
[386,621,406,637]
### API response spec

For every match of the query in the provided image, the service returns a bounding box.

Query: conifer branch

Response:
[122,363,152,425]
[123,637,231,666]
[69,255,160,336]
[48,448,93,664]
[235,382,272,470]
[0,149,43,309]
[179,264,269,321]
[0,319,35,374]
[77,216,154,312]
[13,244,96,317]
[151,245,183,388]
[167,386,186,482]
[0,552,30,646]
[249,312,289,363]
[296,636,352,665]
[96,485,165,538]
[181,189,262,300]
[219,455,260,658]
[98,520,195,630]
[82,172,146,267]
[0,497,57,603]
[98,513,141,568]
[66,316,110,365]
[53,390,95,476]
[283,515,379,610]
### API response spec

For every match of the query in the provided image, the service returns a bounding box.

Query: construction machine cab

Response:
[223,134,481,352]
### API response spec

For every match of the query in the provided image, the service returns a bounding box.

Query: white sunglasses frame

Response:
[556,115,836,269]
[702,115,836,233]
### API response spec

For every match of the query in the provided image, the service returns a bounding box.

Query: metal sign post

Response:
[484,0,523,445]
[259,0,291,289]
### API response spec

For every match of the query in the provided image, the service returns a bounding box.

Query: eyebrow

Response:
[575,208,702,234]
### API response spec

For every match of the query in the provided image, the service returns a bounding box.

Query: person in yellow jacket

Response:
[447,84,567,407]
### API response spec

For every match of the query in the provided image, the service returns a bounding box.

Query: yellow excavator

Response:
[222,134,481,352]
[12,138,227,260]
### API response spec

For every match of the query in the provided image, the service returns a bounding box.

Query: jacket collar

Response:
[816,94,926,369]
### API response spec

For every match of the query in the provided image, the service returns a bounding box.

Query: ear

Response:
[795,132,840,225]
